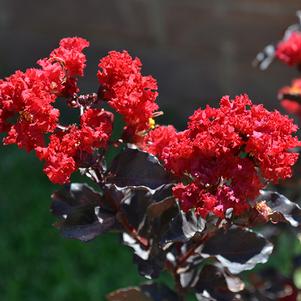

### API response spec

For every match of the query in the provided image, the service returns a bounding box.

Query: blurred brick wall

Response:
[0,0,300,127]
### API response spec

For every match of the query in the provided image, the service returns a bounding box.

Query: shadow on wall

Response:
[0,0,300,127]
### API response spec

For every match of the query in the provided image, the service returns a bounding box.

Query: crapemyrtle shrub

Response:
[1,36,301,301]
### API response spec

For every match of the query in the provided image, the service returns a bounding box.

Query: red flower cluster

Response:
[276,32,301,66]
[37,37,89,97]
[0,37,115,184]
[97,51,159,141]
[143,125,178,156]
[36,109,113,184]
[144,94,300,218]
[0,69,60,151]
[0,37,89,152]
[278,78,301,118]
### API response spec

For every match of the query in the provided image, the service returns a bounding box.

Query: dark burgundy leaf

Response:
[241,268,298,301]
[146,197,175,220]
[133,250,166,280]
[51,183,102,214]
[138,195,179,241]
[102,184,132,210]
[123,233,166,279]
[111,184,176,279]
[115,183,176,238]
[51,183,116,242]
[258,190,301,227]
[112,184,174,230]
[201,227,273,274]
[140,283,180,301]
[194,265,243,301]
[107,283,179,301]
[107,147,172,189]
[160,210,206,247]
[106,287,151,301]
[60,217,115,242]
[120,189,178,279]
[258,268,298,301]
[121,188,155,229]
[57,205,115,242]
[280,93,301,104]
